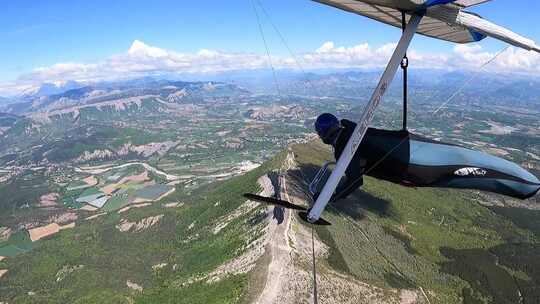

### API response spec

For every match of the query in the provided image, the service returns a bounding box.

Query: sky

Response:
[1,0,540,95]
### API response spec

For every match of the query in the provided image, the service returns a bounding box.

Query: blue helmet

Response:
[315,113,341,144]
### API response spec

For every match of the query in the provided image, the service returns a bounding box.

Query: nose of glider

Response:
[533,183,540,198]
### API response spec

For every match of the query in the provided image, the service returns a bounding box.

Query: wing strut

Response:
[307,13,424,223]
[401,10,409,131]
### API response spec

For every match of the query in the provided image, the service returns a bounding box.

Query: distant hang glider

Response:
[306,0,540,223]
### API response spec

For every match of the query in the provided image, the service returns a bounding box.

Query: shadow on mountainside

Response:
[286,163,393,221]
[440,242,540,304]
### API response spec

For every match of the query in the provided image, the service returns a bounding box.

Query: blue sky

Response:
[1,0,540,93]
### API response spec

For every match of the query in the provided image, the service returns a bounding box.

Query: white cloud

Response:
[1,39,540,95]
[128,40,169,58]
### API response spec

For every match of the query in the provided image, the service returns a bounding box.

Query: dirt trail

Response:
[252,151,418,304]
[253,172,293,304]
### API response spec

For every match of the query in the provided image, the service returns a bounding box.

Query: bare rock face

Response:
[55,265,84,282]
[126,280,143,292]
[117,141,177,157]
[127,141,177,157]
[116,215,164,233]
[76,149,114,162]
[76,141,178,162]
[0,227,11,242]
[39,193,60,207]
[224,140,244,150]
[166,89,188,103]
[246,104,307,120]
[47,212,78,224]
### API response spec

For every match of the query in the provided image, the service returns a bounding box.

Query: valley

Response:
[0,74,538,303]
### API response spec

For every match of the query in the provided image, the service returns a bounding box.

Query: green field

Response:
[0,231,34,257]
[102,194,130,212]
[0,151,284,303]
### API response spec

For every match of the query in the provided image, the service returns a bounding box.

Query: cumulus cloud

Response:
[1,39,540,95]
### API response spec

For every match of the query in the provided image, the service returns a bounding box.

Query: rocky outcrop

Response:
[167,89,188,102]
[39,193,59,207]
[116,215,164,233]
[75,149,115,162]
[47,212,78,224]
[117,141,177,158]
[246,104,307,120]
[56,265,84,282]
[75,141,178,162]
[0,227,11,242]
[127,280,143,292]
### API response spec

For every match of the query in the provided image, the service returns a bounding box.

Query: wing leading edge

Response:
[454,0,492,7]
[313,0,540,52]
[313,0,485,44]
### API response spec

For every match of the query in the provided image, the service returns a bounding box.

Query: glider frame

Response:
[307,12,424,223]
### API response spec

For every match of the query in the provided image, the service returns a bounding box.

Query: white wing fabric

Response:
[313,0,540,52]
[453,0,492,7]
[313,0,485,43]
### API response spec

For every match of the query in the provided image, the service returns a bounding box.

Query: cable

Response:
[432,46,509,114]
[250,0,281,95]
[251,4,507,303]
[302,47,510,304]
[246,14,318,302]
[362,45,510,176]
[255,0,370,101]
[255,0,313,94]
[296,165,416,300]
[311,225,319,304]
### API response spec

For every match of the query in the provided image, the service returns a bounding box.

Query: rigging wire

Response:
[255,0,313,93]
[252,2,319,302]
[311,226,319,304]
[302,46,508,304]
[432,46,509,114]
[326,204,414,280]
[294,164,423,301]
[250,0,281,96]
[255,0,369,101]
[252,2,507,303]
[296,165,419,298]
[362,45,510,177]
[307,47,513,303]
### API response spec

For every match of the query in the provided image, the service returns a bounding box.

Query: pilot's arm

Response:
[332,158,365,202]
[313,157,365,203]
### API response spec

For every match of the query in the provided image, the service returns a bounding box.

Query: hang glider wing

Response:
[454,0,492,7]
[313,0,540,52]
[455,11,540,52]
[312,0,485,43]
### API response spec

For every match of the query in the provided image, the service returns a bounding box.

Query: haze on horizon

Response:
[1,0,540,95]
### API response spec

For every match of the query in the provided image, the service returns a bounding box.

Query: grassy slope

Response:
[0,152,285,303]
[2,140,539,303]
[291,140,539,304]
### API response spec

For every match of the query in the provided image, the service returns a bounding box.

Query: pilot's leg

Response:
[332,175,364,202]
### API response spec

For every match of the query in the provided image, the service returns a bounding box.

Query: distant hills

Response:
[1,79,249,115]
[20,80,85,99]
[2,69,539,117]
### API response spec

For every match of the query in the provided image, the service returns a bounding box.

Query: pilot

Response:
[314,113,540,202]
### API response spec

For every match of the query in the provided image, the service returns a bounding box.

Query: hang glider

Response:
[305,0,540,224]
[313,0,540,51]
